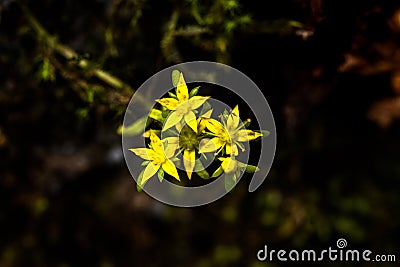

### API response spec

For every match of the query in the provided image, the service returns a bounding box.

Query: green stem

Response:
[18,3,150,107]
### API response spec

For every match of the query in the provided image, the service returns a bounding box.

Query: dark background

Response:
[1,0,400,266]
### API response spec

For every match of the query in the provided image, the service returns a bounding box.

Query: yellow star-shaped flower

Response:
[199,105,262,156]
[129,131,180,186]
[157,73,209,133]
[219,156,238,173]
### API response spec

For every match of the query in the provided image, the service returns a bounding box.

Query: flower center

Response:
[219,128,235,144]
[176,102,191,116]
[152,155,165,165]
[179,124,199,150]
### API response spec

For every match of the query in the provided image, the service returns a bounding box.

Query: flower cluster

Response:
[129,70,267,191]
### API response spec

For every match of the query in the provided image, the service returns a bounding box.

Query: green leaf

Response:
[141,161,150,166]
[288,20,303,28]
[236,161,260,173]
[157,168,165,182]
[39,58,55,82]
[168,91,178,99]
[118,115,148,136]
[162,108,171,118]
[87,90,94,104]
[197,169,209,179]
[76,108,89,119]
[258,130,270,137]
[224,172,236,192]
[212,166,224,178]
[149,109,163,122]
[171,69,181,87]
[162,127,179,138]
[189,86,200,97]
[199,101,212,117]
[245,164,260,173]
[194,160,209,179]
[171,157,180,162]
[136,169,145,192]
[234,168,243,181]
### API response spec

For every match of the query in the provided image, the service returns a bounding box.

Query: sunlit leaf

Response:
[168,91,178,99]
[199,101,213,117]
[149,109,163,122]
[141,162,159,185]
[136,169,145,192]
[189,86,200,97]
[171,69,181,87]
[157,167,164,182]
[224,172,236,192]
[118,115,148,136]
[259,130,270,137]
[237,161,260,173]
[245,164,260,173]
[212,165,224,178]
[194,160,210,179]
[141,160,151,166]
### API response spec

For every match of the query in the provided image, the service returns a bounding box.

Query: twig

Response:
[18,2,150,107]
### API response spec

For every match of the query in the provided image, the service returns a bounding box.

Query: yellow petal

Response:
[162,111,183,132]
[183,149,195,179]
[205,118,225,134]
[237,129,263,142]
[184,111,197,133]
[199,137,224,153]
[163,137,179,158]
[197,118,208,133]
[156,98,179,110]
[220,157,237,173]
[227,105,240,130]
[163,136,180,145]
[225,143,239,156]
[188,96,210,110]
[232,105,239,116]
[200,109,213,119]
[141,162,160,185]
[143,129,160,138]
[176,73,189,102]
[149,131,163,154]
[129,148,156,160]
[162,159,180,181]
[175,121,183,132]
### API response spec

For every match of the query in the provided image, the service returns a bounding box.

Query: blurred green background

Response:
[1,0,400,266]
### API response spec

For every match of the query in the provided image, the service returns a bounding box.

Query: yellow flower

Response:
[219,157,238,173]
[197,108,213,134]
[157,73,209,133]
[129,131,180,186]
[199,105,262,156]
[178,108,214,179]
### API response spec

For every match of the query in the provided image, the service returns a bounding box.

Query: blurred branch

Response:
[18,2,150,107]
[160,9,182,63]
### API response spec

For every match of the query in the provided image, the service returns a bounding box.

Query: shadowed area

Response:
[1,0,399,266]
